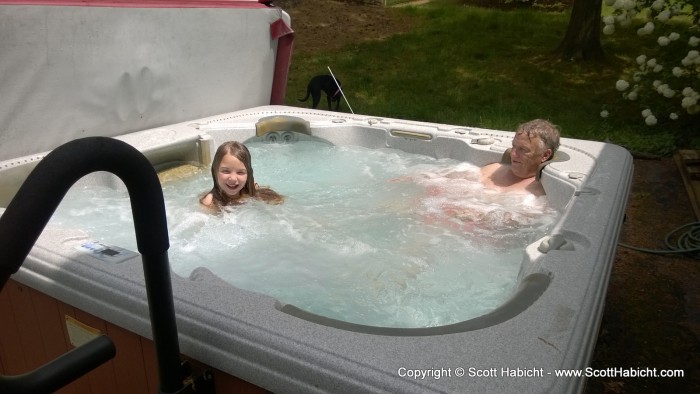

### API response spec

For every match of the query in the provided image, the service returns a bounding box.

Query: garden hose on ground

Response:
[618,221,700,258]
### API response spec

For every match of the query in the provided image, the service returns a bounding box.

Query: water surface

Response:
[51,141,558,327]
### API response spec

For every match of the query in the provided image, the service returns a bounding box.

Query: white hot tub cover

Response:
[0,0,293,161]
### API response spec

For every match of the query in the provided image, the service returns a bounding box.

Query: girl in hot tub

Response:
[200,141,284,209]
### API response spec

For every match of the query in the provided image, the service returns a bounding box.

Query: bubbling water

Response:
[51,140,559,328]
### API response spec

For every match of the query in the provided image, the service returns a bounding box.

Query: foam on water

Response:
[50,140,559,328]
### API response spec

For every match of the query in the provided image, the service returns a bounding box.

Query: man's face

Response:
[509,132,551,179]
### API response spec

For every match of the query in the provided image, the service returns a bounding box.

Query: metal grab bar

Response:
[0,137,183,393]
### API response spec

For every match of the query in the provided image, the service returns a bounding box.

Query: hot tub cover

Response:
[0,0,293,161]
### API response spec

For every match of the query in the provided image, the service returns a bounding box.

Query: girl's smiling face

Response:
[216,153,248,198]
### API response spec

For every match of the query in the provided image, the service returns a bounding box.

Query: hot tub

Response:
[0,105,633,393]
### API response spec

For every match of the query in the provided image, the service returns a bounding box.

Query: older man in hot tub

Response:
[480,118,560,196]
[401,119,561,232]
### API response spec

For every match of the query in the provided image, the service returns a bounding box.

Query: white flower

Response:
[623,0,636,10]
[651,0,664,11]
[669,32,680,41]
[682,96,697,108]
[644,22,655,34]
[658,36,670,46]
[657,10,671,22]
[642,109,653,118]
[616,79,630,91]
[656,84,675,98]
[672,67,684,77]
[670,113,678,120]
[627,90,639,100]
[682,87,697,97]
[603,15,615,25]
[645,115,658,126]
[612,0,625,9]
[647,58,657,68]
[682,56,693,66]
[690,36,700,47]
[603,25,616,35]
[604,0,615,5]
[636,55,647,65]
[633,72,643,82]
[688,50,699,60]
[600,110,609,118]
[652,80,662,88]
[653,64,663,72]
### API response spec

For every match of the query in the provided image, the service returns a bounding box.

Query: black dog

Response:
[298,75,342,110]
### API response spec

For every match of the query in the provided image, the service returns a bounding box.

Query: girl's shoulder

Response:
[200,192,214,207]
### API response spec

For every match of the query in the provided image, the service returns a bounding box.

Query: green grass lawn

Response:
[285,1,698,156]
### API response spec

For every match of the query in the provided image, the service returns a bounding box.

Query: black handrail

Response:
[0,137,183,393]
[0,336,116,393]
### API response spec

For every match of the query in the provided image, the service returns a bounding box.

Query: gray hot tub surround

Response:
[0,105,633,393]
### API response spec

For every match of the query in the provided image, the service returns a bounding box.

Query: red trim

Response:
[0,0,268,8]
[269,18,294,105]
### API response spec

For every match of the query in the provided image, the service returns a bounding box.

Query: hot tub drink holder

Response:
[0,137,213,393]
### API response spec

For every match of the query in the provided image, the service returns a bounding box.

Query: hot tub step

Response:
[674,149,700,220]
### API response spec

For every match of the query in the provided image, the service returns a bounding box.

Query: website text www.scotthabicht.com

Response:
[396,367,685,380]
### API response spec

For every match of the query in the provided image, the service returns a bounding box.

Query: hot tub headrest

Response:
[256,115,311,137]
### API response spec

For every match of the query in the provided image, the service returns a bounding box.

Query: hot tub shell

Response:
[0,105,633,393]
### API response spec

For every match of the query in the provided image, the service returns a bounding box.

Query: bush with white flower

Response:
[602,0,699,128]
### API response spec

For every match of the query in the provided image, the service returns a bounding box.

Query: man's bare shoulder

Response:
[480,162,502,175]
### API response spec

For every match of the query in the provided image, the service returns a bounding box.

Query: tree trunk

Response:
[555,0,605,61]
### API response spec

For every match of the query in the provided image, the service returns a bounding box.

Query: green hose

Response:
[618,221,700,257]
